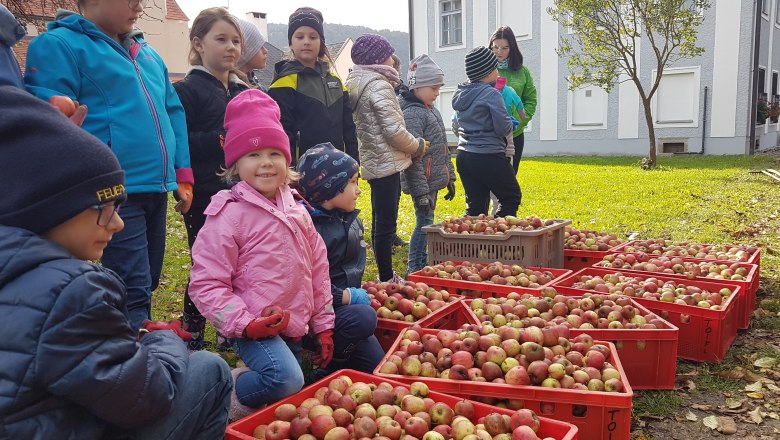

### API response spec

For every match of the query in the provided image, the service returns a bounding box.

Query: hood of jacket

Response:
[452,81,496,112]
[0,226,66,289]
[51,10,145,45]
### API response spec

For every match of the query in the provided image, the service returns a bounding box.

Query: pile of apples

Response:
[467,292,668,333]
[599,253,752,281]
[563,227,622,251]
[378,327,626,394]
[252,376,558,440]
[418,261,557,287]
[438,215,561,235]
[568,272,733,309]
[363,281,456,322]
[619,239,758,262]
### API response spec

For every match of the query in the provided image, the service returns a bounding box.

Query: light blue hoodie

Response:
[24,11,192,194]
[451,81,513,155]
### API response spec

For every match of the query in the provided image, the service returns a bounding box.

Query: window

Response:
[440,1,463,46]
[776,0,780,23]
[772,71,778,98]
[497,0,533,40]
[651,66,701,128]
[759,67,766,94]
[568,85,609,130]
[764,0,770,16]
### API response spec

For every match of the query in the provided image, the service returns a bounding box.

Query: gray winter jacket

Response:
[452,81,513,155]
[346,68,424,180]
[399,91,455,198]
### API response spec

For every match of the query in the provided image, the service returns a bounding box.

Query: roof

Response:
[12,0,77,20]
[326,39,352,59]
[165,0,188,21]
[251,43,285,89]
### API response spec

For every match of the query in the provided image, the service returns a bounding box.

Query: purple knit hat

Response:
[351,34,395,66]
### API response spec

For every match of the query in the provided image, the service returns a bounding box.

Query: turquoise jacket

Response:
[498,65,537,136]
[24,12,192,194]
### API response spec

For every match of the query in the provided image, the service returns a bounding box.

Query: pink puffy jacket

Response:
[189,181,335,339]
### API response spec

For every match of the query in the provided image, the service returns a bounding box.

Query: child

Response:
[346,33,428,283]
[489,76,524,215]
[399,54,457,274]
[452,46,521,217]
[188,89,335,420]
[296,144,386,378]
[0,85,230,439]
[236,18,268,90]
[174,7,249,351]
[24,1,194,331]
[268,7,359,165]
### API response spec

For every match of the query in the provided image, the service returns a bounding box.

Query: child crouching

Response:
[188,89,335,421]
[296,144,385,379]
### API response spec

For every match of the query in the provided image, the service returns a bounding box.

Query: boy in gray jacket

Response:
[452,46,521,217]
[400,54,457,273]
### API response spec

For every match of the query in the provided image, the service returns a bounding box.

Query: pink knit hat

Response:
[223,89,291,167]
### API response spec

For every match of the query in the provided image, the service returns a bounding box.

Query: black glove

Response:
[444,182,456,201]
[414,196,434,216]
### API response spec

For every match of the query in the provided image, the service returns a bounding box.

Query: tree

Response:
[548,0,710,169]
[5,0,164,30]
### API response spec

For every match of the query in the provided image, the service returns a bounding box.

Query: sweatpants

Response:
[368,172,401,281]
[456,150,521,217]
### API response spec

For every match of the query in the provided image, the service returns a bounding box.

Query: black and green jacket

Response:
[268,60,359,165]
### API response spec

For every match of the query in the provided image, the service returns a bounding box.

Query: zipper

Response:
[426,157,432,178]
[129,41,169,192]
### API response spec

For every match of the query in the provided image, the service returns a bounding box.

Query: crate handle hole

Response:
[571,404,588,418]
[539,402,555,415]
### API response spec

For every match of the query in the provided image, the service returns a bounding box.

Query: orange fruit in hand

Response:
[49,95,76,117]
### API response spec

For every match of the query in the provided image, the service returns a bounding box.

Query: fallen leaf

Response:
[685,410,698,421]
[686,379,696,391]
[754,357,778,369]
[769,412,780,420]
[749,407,764,424]
[716,416,737,434]
[726,398,743,409]
[745,381,764,392]
[692,404,712,411]
[703,415,719,429]
[746,392,765,399]
[767,383,780,392]
[744,370,764,383]
[717,368,746,380]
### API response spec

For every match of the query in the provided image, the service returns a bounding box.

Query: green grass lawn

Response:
[153,153,780,362]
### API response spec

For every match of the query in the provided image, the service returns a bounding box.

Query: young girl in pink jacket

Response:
[188,89,335,421]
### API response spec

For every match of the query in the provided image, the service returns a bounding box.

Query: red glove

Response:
[141,320,192,342]
[311,330,334,368]
[243,311,290,340]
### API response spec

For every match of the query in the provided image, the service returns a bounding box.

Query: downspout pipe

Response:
[674,86,707,155]
[408,0,414,57]
[749,0,763,155]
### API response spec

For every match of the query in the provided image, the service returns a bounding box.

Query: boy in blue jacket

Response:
[296,144,385,379]
[452,46,521,217]
[24,1,193,330]
[0,85,230,439]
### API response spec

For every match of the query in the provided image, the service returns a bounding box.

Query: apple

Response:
[323,426,350,440]
[265,420,291,440]
[404,416,429,438]
[353,416,378,438]
[454,400,476,419]
[275,403,298,421]
[428,401,454,425]
[290,416,312,439]
[310,415,337,440]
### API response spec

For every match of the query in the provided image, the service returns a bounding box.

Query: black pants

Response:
[369,172,401,281]
[182,207,209,350]
[513,133,525,174]
[456,151,521,217]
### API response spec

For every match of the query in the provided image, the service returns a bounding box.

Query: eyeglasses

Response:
[491,46,510,52]
[91,200,123,227]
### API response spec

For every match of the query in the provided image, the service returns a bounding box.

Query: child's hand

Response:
[311,330,334,368]
[415,138,430,158]
[444,182,456,201]
[413,196,433,216]
[510,117,520,129]
[48,95,88,126]
[175,183,193,214]
[518,109,527,122]
[243,310,290,340]
[140,319,193,342]
[347,287,371,305]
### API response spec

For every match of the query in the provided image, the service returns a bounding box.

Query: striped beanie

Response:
[465,46,497,82]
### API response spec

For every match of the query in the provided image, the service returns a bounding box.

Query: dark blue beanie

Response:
[0,86,126,234]
[296,143,359,204]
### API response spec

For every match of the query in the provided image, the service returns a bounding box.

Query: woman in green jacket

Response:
[489,26,537,172]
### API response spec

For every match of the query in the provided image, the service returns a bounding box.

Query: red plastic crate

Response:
[610,240,761,268]
[375,330,632,440]
[375,298,468,352]
[593,260,759,330]
[408,264,572,298]
[563,244,625,272]
[552,268,740,362]
[225,369,579,440]
[460,298,678,390]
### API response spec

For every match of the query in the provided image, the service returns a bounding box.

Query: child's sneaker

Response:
[379,272,405,284]
[229,367,257,422]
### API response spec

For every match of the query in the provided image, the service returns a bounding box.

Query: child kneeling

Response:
[0,86,230,439]
[297,144,385,379]
[188,90,335,421]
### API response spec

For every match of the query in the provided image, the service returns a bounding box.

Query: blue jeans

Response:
[133,351,232,440]
[313,304,385,380]
[232,337,305,407]
[101,192,168,330]
[407,190,438,274]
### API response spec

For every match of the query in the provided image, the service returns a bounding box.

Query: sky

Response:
[179,0,410,33]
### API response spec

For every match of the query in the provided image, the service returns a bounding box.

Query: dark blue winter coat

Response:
[0,226,189,439]
[308,207,365,308]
